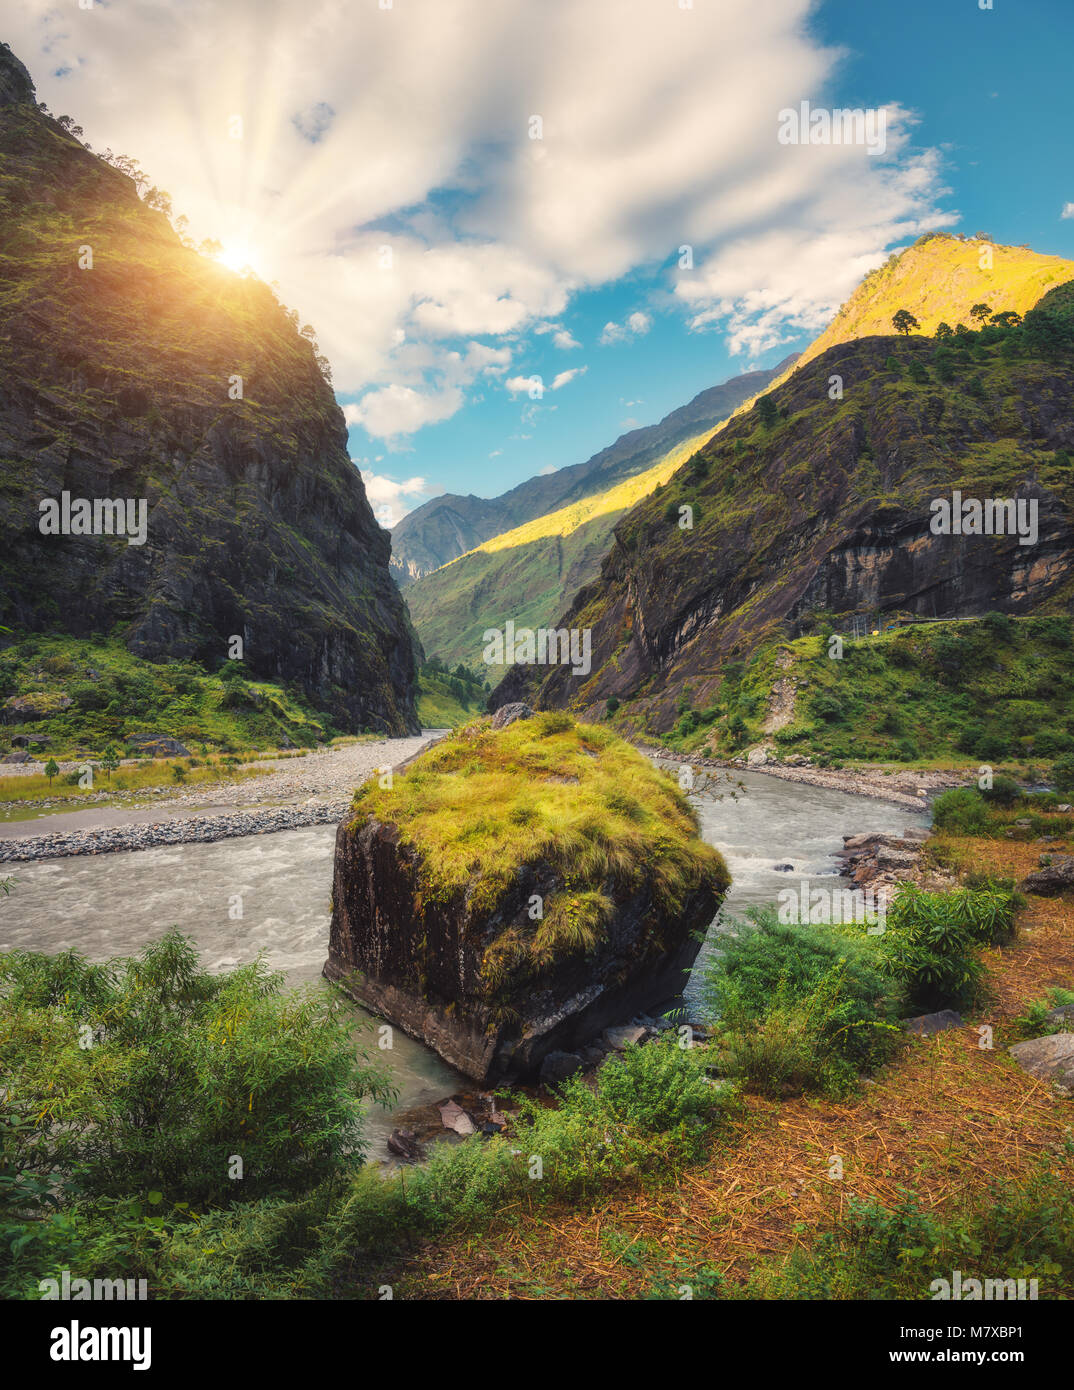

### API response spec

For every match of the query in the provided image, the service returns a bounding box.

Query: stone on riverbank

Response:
[324,715,728,1085]
[1008,1033,1074,1093]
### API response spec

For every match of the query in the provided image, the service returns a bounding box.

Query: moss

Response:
[350,714,728,988]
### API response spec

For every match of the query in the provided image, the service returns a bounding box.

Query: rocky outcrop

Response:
[324,815,725,1085]
[1008,1033,1074,1094]
[0,45,418,735]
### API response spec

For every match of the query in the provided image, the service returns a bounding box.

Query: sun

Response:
[214,239,264,277]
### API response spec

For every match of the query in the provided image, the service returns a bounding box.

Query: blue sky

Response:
[7,0,1073,523]
[340,0,1074,518]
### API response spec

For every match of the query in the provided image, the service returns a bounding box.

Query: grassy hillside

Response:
[405,431,711,681]
[657,614,1074,772]
[415,660,488,728]
[750,232,1074,406]
[0,634,334,758]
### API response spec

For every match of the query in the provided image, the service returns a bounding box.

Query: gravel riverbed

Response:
[0,733,445,863]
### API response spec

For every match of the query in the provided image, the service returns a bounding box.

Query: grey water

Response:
[0,770,928,1152]
[681,767,929,1013]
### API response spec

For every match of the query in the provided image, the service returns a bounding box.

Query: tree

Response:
[100,744,120,781]
[935,321,953,340]
[199,237,223,259]
[970,302,992,325]
[990,310,1022,330]
[755,393,779,428]
[892,309,920,336]
[171,764,187,783]
[44,758,59,787]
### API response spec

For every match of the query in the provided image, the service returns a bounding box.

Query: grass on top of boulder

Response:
[349,712,728,973]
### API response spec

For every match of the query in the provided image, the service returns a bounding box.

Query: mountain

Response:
[0,44,418,735]
[404,428,713,682]
[491,262,1074,735]
[389,358,796,584]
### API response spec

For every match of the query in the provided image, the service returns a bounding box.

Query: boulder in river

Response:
[324,714,728,1085]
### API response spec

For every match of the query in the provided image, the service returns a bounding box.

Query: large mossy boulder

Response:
[324,713,729,1083]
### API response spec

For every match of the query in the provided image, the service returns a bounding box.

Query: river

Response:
[0,769,928,1154]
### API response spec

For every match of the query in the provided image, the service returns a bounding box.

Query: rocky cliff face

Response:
[390,358,796,585]
[0,44,418,734]
[493,305,1074,732]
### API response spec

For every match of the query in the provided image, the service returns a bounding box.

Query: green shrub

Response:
[878,883,1015,1012]
[746,1173,1074,1300]
[704,909,900,1095]
[0,934,395,1210]
[931,787,989,835]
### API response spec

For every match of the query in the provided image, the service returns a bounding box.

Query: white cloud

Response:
[553,328,581,349]
[355,467,442,526]
[6,0,950,429]
[538,465,558,475]
[550,366,587,390]
[1062,203,1074,220]
[600,311,653,345]
[505,375,540,396]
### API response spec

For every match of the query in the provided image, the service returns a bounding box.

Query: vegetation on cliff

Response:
[659,614,1074,772]
[0,47,417,733]
[494,274,1074,739]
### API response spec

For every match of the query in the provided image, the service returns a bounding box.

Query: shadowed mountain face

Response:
[389,357,798,585]
[0,44,418,734]
[492,281,1074,733]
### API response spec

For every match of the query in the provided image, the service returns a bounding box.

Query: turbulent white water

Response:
[0,770,928,1152]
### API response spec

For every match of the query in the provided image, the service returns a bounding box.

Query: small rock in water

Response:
[773,862,794,872]
[437,1099,475,1135]
[386,1128,423,1161]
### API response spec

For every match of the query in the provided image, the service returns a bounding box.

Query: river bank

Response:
[0,732,446,862]
[638,743,967,810]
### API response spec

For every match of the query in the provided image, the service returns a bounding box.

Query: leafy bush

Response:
[704,909,900,1095]
[747,1173,1074,1300]
[931,787,989,835]
[980,774,1022,807]
[878,883,1015,1012]
[0,934,395,1211]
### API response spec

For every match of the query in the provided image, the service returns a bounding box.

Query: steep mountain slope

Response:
[0,44,418,735]
[390,358,795,584]
[492,281,1074,733]
[404,429,712,681]
[748,233,1074,407]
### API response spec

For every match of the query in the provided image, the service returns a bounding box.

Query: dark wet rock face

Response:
[0,45,418,734]
[324,814,724,1085]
